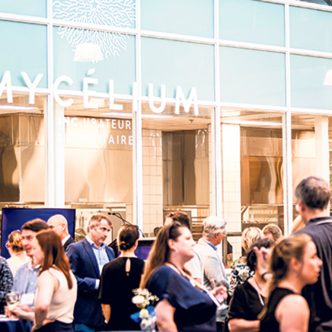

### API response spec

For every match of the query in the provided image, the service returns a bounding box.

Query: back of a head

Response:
[48,214,68,227]
[21,218,49,233]
[242,227,263,252]
[118,225,139,251]
[165,211,191,229]
[262,223,282,243]
[295,176,330,210]
[7,230,23,252]
[203,216,226,238]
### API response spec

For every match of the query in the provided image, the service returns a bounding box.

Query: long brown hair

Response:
[140,222,185,288]
[36,229,73,289]
[268,233,312,295]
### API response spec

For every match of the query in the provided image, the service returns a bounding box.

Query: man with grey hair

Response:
[186,216,229,332]
[47,214,74,251]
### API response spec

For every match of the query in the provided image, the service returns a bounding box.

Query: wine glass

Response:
[5,292,21,311]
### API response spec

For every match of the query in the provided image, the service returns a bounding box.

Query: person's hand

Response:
[10,304,34,320]
[212,285,228,303]
[253,246,270,278]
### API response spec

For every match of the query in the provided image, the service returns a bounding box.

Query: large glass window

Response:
[221,110,283,260]
[54,28,136,94]
[0,21,47,88]
[219,0,284,46]
[291,55,332,110]
[220,47,286,106]
[64,99,133,241]
[0,0,46,17]
[141,103,211,237]
[290,7,332,53]
[0,95,46,204]
[142,38,215,101]
[141,0,214,38]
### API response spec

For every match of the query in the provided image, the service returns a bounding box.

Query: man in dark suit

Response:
[47,214,75,251]
[67,214,115,332]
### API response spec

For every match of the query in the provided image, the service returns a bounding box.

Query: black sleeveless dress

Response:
[260,287,295,332]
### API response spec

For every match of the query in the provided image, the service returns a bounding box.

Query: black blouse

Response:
[228,280,264,321]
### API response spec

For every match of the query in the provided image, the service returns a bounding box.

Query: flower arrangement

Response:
[131,288,159,332]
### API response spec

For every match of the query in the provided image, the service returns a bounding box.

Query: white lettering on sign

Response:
[0,71,13,103]
[0,70,199,116]
[21,72,44,105]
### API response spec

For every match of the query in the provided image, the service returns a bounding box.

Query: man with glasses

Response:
[67,214,115,332]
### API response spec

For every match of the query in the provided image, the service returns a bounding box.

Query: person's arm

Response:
[0,258,13,299]
[10,304,34,321]
[185,253,202,284]
[155,299,177,332]
[33,271,57,330]
[204,255,227,288]
[228,319,260,332]
[101,304,111,323]
[67,244,98,292]
[276,295,309,332]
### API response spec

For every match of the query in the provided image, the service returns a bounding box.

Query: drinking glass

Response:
[5,292,21,311]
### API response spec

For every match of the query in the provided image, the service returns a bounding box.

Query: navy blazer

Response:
[63,236,75,252]
[67,238,115,329]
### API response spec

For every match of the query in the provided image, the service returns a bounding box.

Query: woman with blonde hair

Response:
[260,234,322,332]
[6,230,28,276]
[230,227,263,294]
[141,222,227,332]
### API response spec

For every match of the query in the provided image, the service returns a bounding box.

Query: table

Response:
[0,318,31,332]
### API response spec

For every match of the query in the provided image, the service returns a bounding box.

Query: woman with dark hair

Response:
[14,229,77,331]
[99,225,144,331]
[260,234,322,332]
[228,238,272,332]
[140,222,227,332]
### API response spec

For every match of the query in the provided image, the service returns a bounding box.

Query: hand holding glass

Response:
[5,292,21,311]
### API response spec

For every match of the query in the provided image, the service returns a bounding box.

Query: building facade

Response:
[1,0,332,258]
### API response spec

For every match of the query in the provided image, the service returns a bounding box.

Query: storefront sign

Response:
[0,70,199,115]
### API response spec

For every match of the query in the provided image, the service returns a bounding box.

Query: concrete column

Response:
[315,116,329,182]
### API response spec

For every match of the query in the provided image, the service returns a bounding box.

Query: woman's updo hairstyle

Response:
[118,225,139,251]
[7,230,24,252]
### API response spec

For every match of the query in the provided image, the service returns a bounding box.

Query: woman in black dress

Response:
[260,234,322,332]
[99,225,145,331]
[140,222,228,332]
[228,238,272,332]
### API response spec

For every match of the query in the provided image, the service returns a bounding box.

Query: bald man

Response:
[47,214,75,251]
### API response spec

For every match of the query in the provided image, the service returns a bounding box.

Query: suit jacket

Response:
[63,236,75,252]
[67,238,115,329]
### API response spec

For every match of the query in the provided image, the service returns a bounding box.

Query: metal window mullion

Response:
[283,3,293,235]
[132,0,143,230]
[211,0,223,217]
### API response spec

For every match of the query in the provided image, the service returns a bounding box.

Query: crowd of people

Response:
[0,175,331,332]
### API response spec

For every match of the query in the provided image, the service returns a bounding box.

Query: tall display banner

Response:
[1,208,76,258]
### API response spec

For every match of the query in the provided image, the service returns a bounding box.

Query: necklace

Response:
[252,277,265,306]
